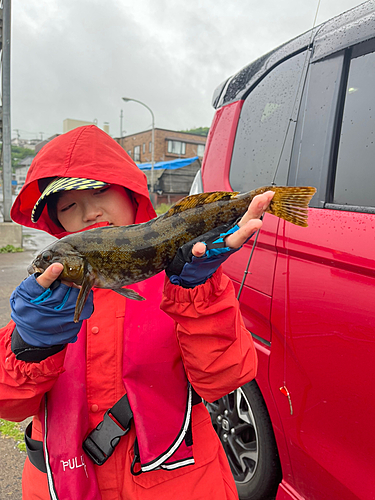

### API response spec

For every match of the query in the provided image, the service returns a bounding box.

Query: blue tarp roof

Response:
[137,156,199,171]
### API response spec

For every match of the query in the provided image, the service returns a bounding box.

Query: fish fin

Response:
[113,287,146,301]
[254,186,316,227]
[74,274,95,323]
[162,191,240,218]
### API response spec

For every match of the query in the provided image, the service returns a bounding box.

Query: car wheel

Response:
[205,380,281,500]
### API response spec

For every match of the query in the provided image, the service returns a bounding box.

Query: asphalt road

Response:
[0,434,26,499]
[0,228,56,500]
[0,249,35,500]
[0,250,32,327]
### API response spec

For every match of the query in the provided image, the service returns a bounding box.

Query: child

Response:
[0,125,273,500]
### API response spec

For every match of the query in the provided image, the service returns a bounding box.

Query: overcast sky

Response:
[10,0,367,141]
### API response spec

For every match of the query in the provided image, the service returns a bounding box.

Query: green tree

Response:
[11,145,35,170]
[180,127,209,137]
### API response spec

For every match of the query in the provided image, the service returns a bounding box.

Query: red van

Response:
[191,3,375,500]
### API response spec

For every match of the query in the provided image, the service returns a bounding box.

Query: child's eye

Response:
[95,186,111,195]
[59,202,75,212]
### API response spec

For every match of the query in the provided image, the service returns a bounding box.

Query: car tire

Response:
[205,380,281,500]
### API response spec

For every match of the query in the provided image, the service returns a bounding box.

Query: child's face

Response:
[56,185,135,233]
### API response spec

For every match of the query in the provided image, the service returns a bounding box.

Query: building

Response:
[117,128,206,204]
[13,126,206,205]
[34,120,112,154]
[11,137,40,151]
[34,134,60,154]
[139,157,201,205]
[63,118,110,135]
[14,156,34,194]
[116,128,206,164]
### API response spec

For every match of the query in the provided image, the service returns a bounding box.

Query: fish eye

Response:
[42,251,53,262]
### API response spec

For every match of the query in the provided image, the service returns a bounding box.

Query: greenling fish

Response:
[30,185,316,322]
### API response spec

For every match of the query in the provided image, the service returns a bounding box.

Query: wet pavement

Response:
[0,227,56,500]
[0,227,56,328]
[0,435,26,499]
[22,226,57,254]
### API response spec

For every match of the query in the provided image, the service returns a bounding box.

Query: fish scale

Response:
[30,185,316,322]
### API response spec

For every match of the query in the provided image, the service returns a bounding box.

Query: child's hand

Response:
[10,273,93,348]
[167,191,274,288]
[191,190,274,257]
[36,262,64,288]
[166,223,241,288]
[36,262,80,289]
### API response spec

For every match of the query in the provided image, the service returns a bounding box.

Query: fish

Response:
[30,185,316,322]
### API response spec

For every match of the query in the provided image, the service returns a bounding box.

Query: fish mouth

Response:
[27,264,43,275]
[27,264,35,275]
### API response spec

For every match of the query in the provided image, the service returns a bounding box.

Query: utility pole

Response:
[1,0,12,222]
[13,128,20,145]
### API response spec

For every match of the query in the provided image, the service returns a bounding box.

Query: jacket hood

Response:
[11,125,156,237]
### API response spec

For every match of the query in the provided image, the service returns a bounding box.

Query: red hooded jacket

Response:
[0,126,257,500]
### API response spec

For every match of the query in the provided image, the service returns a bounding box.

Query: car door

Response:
[270,39,375,500]
[202,50,312,497]
[219,49,310,347]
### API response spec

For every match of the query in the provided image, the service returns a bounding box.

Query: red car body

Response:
[199,4,375,499]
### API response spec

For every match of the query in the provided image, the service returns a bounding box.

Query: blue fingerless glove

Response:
[10,274,94,347]
[166,223,245,288]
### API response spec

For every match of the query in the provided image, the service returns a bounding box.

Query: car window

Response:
[229,50,308,192]
[334,41,375,208]
[289,52,344,208]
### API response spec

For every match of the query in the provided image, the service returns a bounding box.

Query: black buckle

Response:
[83,410,129,466]
[130,438,142,476]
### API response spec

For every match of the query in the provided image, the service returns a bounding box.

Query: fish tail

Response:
[253,186,317,227]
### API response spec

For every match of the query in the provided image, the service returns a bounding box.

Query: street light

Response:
[122,97,155,195]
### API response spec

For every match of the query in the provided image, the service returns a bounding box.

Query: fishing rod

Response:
[236,215,263,301]
[236,0,322,303]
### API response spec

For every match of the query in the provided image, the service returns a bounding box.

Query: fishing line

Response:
[281,0,322,411]
[237,0,321,301]
[272,0,322,186]
[235,0,322,414]
[237,1,322,304]
[236,216,263,301]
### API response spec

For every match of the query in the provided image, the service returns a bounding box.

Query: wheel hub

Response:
[206,389,259,484]
[221,417,230,431]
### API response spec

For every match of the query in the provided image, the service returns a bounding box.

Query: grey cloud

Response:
[11,0,364,140]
